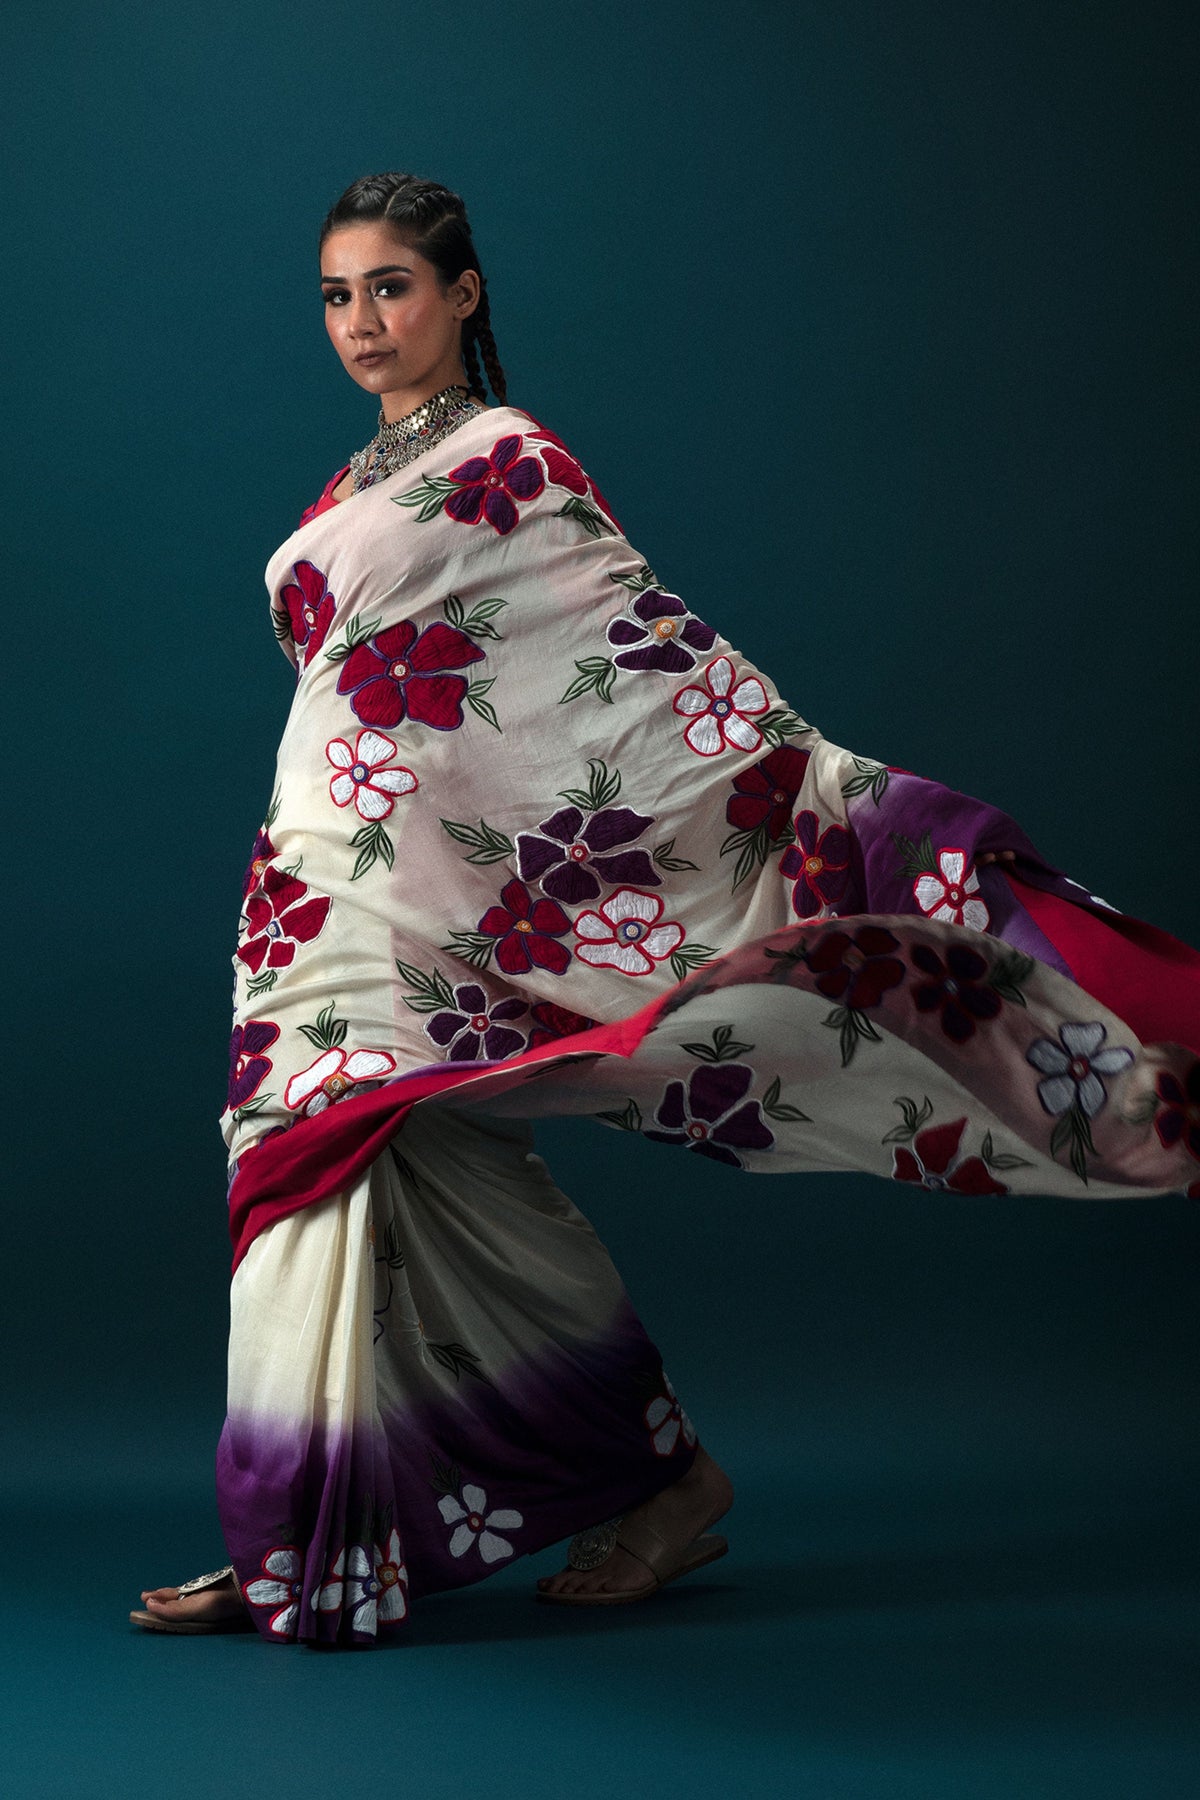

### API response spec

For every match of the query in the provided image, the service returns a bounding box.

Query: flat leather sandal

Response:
[129,1563,255,1634]
[536,1512,729,1606]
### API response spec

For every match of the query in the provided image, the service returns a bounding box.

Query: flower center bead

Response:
[686,1122,708,1140]
[266,921,282,938]
[568,842,589,861]
[923,1173,949,1190]
[468,1513,483,1530]
[304,606,317,625]
[711,698,731,716]
[771,789,787,804]
[251,858,267,880]
[653,618,678,638]
[351,762,369,782]
[380,1566,397,1588]
[470,1014,489,1032]
[1068,1056,1090,1080]
[324,1073,349,1097]
[943,978,959,997]
[515,918,533,932]
[389,660,409,681]
[486,472,502,488]
[947,885,963,904]
[617,919,647,943]
[804,856,825,876]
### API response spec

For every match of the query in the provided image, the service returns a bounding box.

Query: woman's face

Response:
[319,221,480,410]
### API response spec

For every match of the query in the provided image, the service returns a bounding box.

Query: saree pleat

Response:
[215,405,1199,1643]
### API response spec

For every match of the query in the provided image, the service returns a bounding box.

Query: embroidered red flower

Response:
[521,416,624,531]
[281,560,336,664]
[725,746,812,838]
[526,1001,598,1051]
[892,1116,1009,1196]
[241,827,276,899]
[237,869,331,974]
[779,811,851,918]
[1154,1062,1200,1160]
[806,925,906,1009]
[336,620,484,730]
[478,879,572,977]
[445,434,545,535]
[672,656,769,756]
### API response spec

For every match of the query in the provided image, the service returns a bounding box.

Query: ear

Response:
[452,269,481,320]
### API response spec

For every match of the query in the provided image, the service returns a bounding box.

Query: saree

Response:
[217,402,1200,1645]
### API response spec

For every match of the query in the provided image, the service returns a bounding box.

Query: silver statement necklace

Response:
[348,382,484,493]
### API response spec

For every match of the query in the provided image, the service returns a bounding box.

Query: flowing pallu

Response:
[219,403,1200,1645]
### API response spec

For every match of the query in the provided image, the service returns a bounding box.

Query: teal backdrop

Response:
[3,3,1197,1796]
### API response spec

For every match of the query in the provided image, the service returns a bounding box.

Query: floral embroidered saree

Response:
[218,403,1200,1645]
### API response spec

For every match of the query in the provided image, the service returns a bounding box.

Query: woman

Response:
[132,172,1200,1645]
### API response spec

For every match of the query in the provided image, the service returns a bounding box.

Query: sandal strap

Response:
[613,1515,675,1580]
[175,1564,243,1605]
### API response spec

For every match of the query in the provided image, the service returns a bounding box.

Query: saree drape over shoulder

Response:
[217,403,1200,1645]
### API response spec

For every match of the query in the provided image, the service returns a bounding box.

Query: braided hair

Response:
[319,172,508,405]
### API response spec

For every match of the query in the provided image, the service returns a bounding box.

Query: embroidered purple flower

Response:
[910,943,1002,1044]
[1026,1021,1134,1118]
[805,925,905,1009]
[515,804,659,903]
[644,1063,775,1168]
[1154,1062,1200,1160]
[227,1020,280,1111]
[605,590,718,673]
[425,983,529,1061]
[445,434,545,535]
[779,811,851,918]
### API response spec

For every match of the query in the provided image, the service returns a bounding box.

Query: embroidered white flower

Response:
[644,1373,697,1456]
[243,1546,304,1638]
[438,1483,523,1563]
[325,729,418,820]
[573,887,684,977]
[913,847,990,932]
[284,1046,397,1115]
[312,1530,409,1632]
[373,1527,410,1626]
[1026,1021,1134,1118]
[672,655,769,757]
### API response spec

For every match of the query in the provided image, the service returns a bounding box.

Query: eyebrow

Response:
[319,264,413,283]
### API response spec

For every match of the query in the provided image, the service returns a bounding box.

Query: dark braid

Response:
[319,172,508,405]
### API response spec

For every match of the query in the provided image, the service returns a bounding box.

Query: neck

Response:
[381,372,473,424]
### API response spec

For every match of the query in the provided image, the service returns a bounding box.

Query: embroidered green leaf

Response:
[427,1449,465,1500]
[756,706,812,748]
[557,758,622,814]
[349,820,395,880]
[270,606,292,643]
[299,1000,348,1052]
[881,1094,935,1144]
[682,1023,755,1064]
[393,475,461,522]
[595,1098,643,1132]
[439,930,496,971]
[762,1074,812,1122]
[1049,1103,1094,1183]
[443,593,507,641]
[426,1340,493,1386]
[988,950,1036,1006]
[824,1004,882,1068]
[721,819,791,892]
[465,676,502,733]
[1121,1092,1160,1127]
[394,958,458,1014]
[440,817,514,864]
[979,1129,1036,1171]
[652,836,699,873]
[245,969,278,997]
[279,856,303,877]
[840,756,890,805]
[264,787,282,829]
[608,563,661,593]
[323,614,383,663]
[890,830,938,880]
[232,1091,273,1126]
[558,657,618,705]
[763,939,811,979]
[669,942,720,982]
[556,495,615,538]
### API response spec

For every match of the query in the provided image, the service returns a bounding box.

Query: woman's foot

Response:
[536,1443,734,1599]
[135,1572,246,1628]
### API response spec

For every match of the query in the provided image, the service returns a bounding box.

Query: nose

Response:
[345,292,382,337]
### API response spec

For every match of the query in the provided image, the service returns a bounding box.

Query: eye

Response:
[322,289,348,306]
